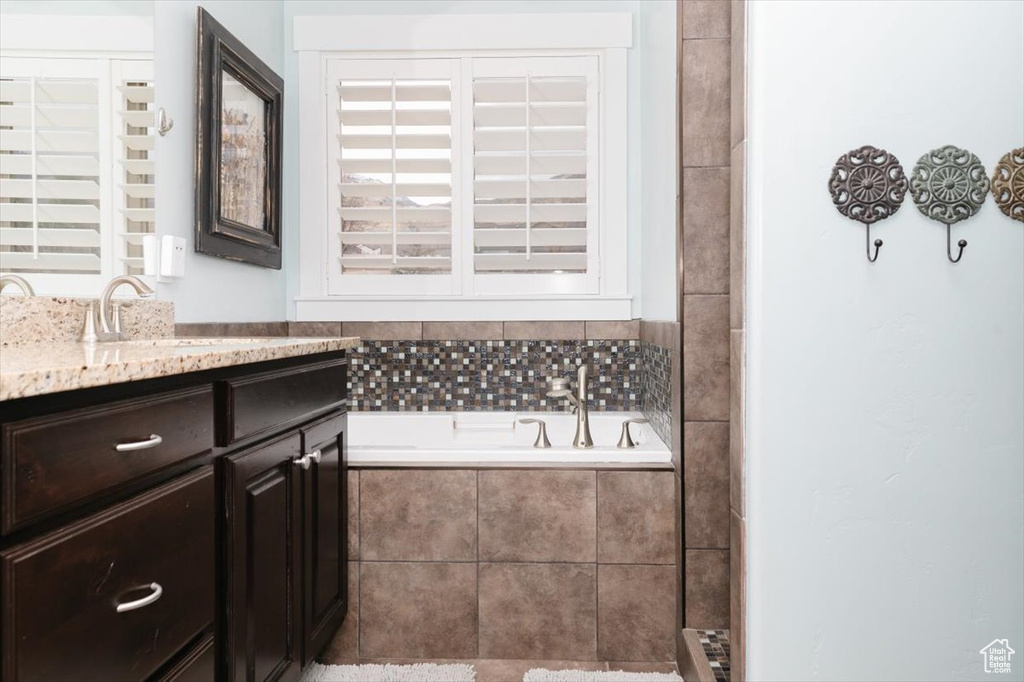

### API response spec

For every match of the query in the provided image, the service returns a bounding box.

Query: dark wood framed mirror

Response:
[195,8,283,269]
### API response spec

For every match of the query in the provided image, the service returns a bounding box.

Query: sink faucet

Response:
[94,275,154,342]
[547,364,594,448]
[0,274,35,296]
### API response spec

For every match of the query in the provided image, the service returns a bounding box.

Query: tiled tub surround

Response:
[175,320,674,447]
[348,339,640,412]
[324,468,678,663]
[640,341,674,448]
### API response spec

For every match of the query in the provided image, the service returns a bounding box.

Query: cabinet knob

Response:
[294,454,312,470]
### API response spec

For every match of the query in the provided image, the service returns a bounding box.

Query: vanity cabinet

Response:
[222,410,348,681]
[0,352,349,682]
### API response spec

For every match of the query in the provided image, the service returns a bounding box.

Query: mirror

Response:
[0,1,157,297]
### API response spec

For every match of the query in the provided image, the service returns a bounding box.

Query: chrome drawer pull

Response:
[115,434,163,452]
[116,582,163,613]
[308,449,322,464]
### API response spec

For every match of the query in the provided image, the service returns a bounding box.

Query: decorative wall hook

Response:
[910,145,989,263]
[156,107,174,136]
[947,229,968,263]
[828,145,908,262]
[991,147,1024,223]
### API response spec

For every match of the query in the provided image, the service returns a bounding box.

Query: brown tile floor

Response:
[323,658,679,682]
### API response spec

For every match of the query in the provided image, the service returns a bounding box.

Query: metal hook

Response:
[156,107,174,137]
[865,224,882,263]
[946,224,967,263]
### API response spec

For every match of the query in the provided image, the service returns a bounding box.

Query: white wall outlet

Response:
[160,235,186,278]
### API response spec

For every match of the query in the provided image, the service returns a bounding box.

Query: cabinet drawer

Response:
[221,358,347,445]
[1,467,215,682]
[2,385,214,533]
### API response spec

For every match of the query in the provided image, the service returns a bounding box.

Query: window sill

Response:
[294,295,632,322]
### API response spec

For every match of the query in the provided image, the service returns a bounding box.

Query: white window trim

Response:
[0,16,154,54]
[295,14,631,321]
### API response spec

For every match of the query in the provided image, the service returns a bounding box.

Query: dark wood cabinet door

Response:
[299,412,348,665]
[223,432,302,682]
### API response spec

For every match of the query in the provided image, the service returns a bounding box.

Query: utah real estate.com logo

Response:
[980,639,1015,674]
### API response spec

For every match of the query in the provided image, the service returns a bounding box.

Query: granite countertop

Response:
[0,336,360,401]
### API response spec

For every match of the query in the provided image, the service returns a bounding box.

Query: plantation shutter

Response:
[326,58,459,295]
[0,56,156,290]
[114,61,156,276]
[471,56,599,294]
[0,58,107,282]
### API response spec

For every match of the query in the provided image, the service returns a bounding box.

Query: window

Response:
[470,57,598,296]
[328,58,457,294]
[296,14,631,320]
[0,56,156,295]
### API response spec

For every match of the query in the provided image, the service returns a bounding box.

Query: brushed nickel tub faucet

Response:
[547,364,594,449]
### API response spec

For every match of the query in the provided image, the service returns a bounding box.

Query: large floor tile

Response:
[598,564,677,661]
[360,469,477,561]
[685,550,730,628]
[479,470,596,562]
[360,562,478,659]
[597,472,675,564]
[479,563,597,660]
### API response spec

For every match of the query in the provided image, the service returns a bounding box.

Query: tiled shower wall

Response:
[680,0,734,636]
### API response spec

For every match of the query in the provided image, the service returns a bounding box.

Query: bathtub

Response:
[346,411,671,466]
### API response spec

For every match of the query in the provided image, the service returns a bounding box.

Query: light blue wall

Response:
[281,0,678,321]
[637,0,678,321]
[153,0,288,322]
[746,1,1024,679]
[0,0,152,15]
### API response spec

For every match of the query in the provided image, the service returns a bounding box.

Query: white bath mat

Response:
[302,662,475,682]
[523,669,682,682]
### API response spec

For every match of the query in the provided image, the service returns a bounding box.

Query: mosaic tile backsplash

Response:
[640,341,673,448]
[348,339,640,412]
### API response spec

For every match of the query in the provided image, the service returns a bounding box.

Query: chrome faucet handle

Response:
[518,419,552,449]
[549,376,571,391]
[79,301,99,344]
[111,302,123,335]
[617,418,649,449]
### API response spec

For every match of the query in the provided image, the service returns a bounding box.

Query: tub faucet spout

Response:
[547,365,593,449]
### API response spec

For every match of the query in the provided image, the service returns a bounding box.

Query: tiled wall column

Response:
[679,0,732,632]
[729,1,748,680]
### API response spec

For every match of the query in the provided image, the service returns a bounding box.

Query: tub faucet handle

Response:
[518,418,552,449]
[617,418,649,449]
